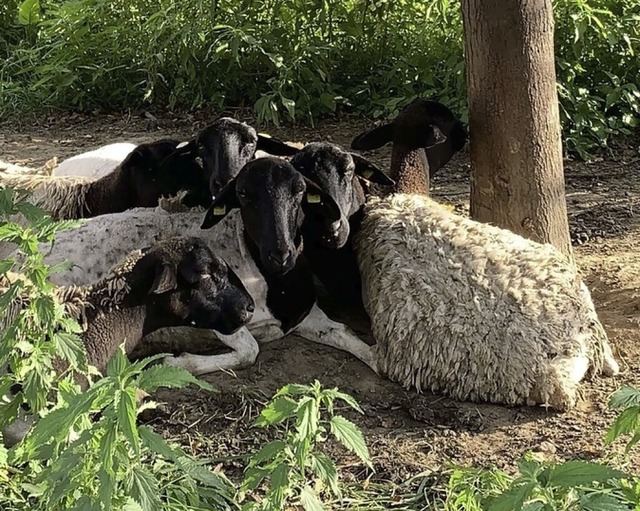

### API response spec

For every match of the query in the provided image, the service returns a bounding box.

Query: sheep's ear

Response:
[423,125,447,148]
[257,134,300,156]
[173,140,197,156]
[157,140,198,171]
[351,153,395,186]
[350,123,393,150]
[201,178,240,229]
[150,263,178,294]
[302,177,341,222]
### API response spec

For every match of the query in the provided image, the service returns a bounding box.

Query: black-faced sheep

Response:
[167,117,300,197]
[292,142,394,307]
[348,99,619,410]
[0,139,212,220]
[1,235,255,446]
[31,158,375,376]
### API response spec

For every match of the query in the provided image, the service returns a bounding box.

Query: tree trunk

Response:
[461,0,573,258]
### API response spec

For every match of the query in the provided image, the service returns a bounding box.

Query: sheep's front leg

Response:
[291,303,378,373]
[162,327,259,376]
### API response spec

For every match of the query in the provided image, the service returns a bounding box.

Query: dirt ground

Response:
[2,111,640,491]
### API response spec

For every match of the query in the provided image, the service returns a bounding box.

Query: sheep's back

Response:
[355,193,610,409]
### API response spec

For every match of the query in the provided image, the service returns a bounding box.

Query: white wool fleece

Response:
[355,193,619,411]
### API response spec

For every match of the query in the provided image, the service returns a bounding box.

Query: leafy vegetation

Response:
[1,0,638,157]
[239,381,372,510]
[3,190,640,509]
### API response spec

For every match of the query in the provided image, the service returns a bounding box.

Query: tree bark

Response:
[461,0,573,258]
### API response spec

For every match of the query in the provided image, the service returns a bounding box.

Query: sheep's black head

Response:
[200,157,340,276]
[350,98,467,175]
[291,142,394,249]
[140,237,254,335]
[168,117,299,197]
[123,139,211,208]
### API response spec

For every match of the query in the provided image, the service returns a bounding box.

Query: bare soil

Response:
[2,111,640,488]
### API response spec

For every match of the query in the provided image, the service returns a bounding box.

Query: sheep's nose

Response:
[246,303,255,313]
[331,219,343,238]
[268,249,293,268]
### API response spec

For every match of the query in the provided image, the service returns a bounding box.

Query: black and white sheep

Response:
[345,98,619,410]
[0,139,212,220]
[166,116,300,197]
[33,157,375,375]
[52,142,138,179]
[1,235,255,446]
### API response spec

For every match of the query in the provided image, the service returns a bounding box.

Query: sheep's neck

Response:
[82,304,183,374]
[83,170,132,216]
[390,145,430,195]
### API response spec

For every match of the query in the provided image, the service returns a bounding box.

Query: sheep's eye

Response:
[237,190,248,200]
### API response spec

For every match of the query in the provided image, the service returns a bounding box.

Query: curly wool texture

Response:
[0,247,146,335]
[355,193,618,411]
[0,173,95,220]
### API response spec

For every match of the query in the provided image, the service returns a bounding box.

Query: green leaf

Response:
[106,346,129,379]
[0,258,15,275]
[311,452,340,497]
[176,457,232,491]
[122,498,144,511]
[15,201,47,223]
[606,407,640,445]
[581,492,632,511]
[135,364,214,393]
[267,462,290,510]
[274,383,312,398]
[488,483,535,511]
[299,485,326,511]
[98,467,114,509]
[116,388,140,454]
[130,466,161,511]
[249,440,287,466]
[99,420,118,475]
[242,466,270,492]
[254,396,298,427]
[0,441,8,468]
[609,386,640,409]
[329,415,372,469]
[52,331,86,370]
[542,461,628,488]
[296,397,319,440]
[139,425,182,462]
[322,388,364,414]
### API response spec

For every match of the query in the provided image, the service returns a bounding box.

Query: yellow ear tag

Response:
[362,169,373,179]
[213,205,226,215]
[306,193,321,204]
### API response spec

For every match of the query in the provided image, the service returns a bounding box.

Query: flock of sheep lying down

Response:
[0,99,621,444]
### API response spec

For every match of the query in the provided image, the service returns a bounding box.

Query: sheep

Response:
[343,98,620,410]
[292,116,466,308]
[1,235,255,446]
[31,157,375,376]
[292,142,395,307]
[52,142,138,179]
[166,116,300,197]
[0,138,213,221]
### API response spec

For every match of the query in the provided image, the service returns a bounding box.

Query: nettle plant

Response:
[0,188,236,511]
[239,381,373,511]
[443,385,640,511]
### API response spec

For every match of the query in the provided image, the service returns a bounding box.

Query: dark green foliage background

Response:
[1,0,639,157]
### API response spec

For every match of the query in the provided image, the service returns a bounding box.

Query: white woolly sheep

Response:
[348,98,619,411]
[1,235,255,446]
